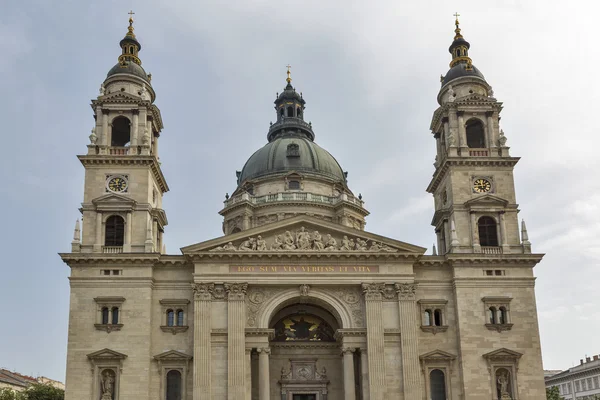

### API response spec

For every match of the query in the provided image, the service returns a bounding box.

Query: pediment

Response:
[182,215,425,254]
[153,350,192,361]
[420,349,457,362]
[92,193,137,211]
[97,91,145,103]
[87,348,128,361]
[455,93,497,104]
[464,194,508,208]
[482,348,522,361]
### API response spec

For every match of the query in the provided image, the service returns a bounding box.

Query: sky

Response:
[0,0,598,382]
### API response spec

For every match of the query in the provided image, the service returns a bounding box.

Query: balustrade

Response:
[481,246,502,255]
[102,246,124,254]
[223,191,364,209]
[468,148,489,157]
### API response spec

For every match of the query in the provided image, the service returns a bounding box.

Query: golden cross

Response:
[286,64,292,83]
[128,10,135,20]
[453,12,460,19]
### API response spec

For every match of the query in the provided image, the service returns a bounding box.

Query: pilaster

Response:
[192,283,214,400]
[395,282,422,399]
[342,348,356,400]
[361,283,386,400]
[225,282,248,400]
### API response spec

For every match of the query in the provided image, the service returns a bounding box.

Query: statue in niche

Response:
[312,231,324,250]
[296,227,311,250]
[271,235,284,250]
[447,85,455,102]
[324,234,337,250]
[100,369,115,400]
[256,235,267,251]
[496,370,512,399]
[283,231,296,250]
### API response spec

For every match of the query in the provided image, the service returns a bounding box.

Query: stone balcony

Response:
[223,191,365,210]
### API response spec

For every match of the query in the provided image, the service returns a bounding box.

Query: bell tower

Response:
[72,13,168,254]
[427,16,531,255]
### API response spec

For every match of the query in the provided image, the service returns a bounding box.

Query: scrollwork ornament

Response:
[361,283,385,301]
[225,282,248,301]
[299,284,310,296]
[395,282,417,301]
[192,283,214,301]
[382,285,397,300]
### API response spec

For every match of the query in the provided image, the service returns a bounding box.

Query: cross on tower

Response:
[128,10,135,21]
[453,12,460,19]
[286,64,292,83]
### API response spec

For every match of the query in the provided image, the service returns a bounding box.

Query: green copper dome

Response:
[237,133,346,185]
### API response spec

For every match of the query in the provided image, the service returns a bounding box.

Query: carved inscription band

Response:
[230,265,379,273]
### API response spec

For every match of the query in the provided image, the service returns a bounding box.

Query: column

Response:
[342,348,356,400]
[361,283,386,400]
[360,349,370,400]
[457,111,467,153]
[153,219,159,249]
[486,111,495,148]
[258,347,270,400]
[242,213,251,230]
[192,283,214,400]
[499,212,510,253]
[442,117,450,150]
[101,109,109,147]
[225,283,248,400]
[245,349,252,400]
[470,211,481,253]
[447,111,459,157]
[124,212,132,252]
[94,212,102,252]
[131,110,139,153]
[396,283,422,399]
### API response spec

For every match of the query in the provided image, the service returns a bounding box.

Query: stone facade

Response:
[60,16,546,400]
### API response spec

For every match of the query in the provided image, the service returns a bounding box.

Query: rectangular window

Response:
[485,270,493,276]
[102,270,111,275]
[594,376,599,389]
[494,269,504,276]
[112,270,121,275]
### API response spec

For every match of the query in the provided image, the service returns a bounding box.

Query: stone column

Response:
[192,283,214,400]
[396,283,422,399]
[242,213,251,230]
[123,212,132,252]
[131,110,139,153]
[225,283,248,400]
[447,111,459,157]
[499,212,510,253]
[457,111,467,153]
[470,211,481,253]
[342,348,356,400]
[258,347,270,400]
[101,109,109,147]
[360,349,370,400]
[245,349,252,400]
[94,212,102,252]
[486,111,495,149]
[361,283,386,400]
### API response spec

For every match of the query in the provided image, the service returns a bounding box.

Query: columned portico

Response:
[362,283,386,400]
[396,283,422,399]
[258,347,271,400]
[192,283,213,400]
[226,282,248,400]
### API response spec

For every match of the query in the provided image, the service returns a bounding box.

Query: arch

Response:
[257,288,353,329]
[286,106,294,117]
[101,307,109,324]
[488,307,497,324]
[430,369,447,400]
[111,307,119,324]
[498,307,507,324]
[465,118,485,148]
[111,116,131,147]
[176,310,184,326]
[167,309,174,326]
[166,370,182,400]
[105,215,125,246]
[434,309,443,326]
[478,216,499,247]
[423,310,432,326]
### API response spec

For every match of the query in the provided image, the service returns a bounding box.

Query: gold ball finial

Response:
[453,12,463,40]
[127,10,136,36]
[286,64,292,84]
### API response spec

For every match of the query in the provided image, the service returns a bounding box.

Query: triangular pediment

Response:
[153,350,192,361]
[420,349,457,361]
[97,91,145,103]
[87,348,128,361]
[482,348,522,361]
[464,194,509,208]
[182,215,426,254]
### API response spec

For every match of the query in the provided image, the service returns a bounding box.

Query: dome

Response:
[238,133,346,184]
[442,63,486,86]
[106,61,149,82]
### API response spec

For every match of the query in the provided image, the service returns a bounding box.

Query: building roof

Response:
[0,369,38,388]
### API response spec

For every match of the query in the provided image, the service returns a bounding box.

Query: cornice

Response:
[447,254,544,266]
[185,251,422,262]
[220,199,369,217]
[77,155,169,193]
[427,157,520,193]
[60,252,161,266]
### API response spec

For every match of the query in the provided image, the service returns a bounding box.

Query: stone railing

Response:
[224,191,364,209]
[468,148,489,157]
[481,246,502,255]
[108,146,131,155]
[102,246,124,254]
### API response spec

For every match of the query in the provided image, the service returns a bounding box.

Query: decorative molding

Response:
[420,325,449,335]
[395,282,417,300]
[361,282,384,301]
[191,283,214,301]
[160,325,189,335]
[225,282,248,301]
[485,323,513,332]
[94,324,123,333]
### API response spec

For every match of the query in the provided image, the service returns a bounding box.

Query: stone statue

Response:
[324,234,337,250]
[447,133,457,147]
[239,238,254,251]
[283,231,296,250]
[89,128,98,144]
[349,238,355,250]
[355,238,368,251]
[296,227,311,250]
[299,284,310,296]
[369,241,381,251]
[271,235,283,250]
[142,127,151,145]
[223,242,236,251]
[99,83,105,95]
[256,235,267,251]
[140,84,148,100]
[498,129,508,146]
[340,235,352,251]
[100,370,114,400]
[497,371,510,398]
[447,85,455,102]
[312,231,324,250]
[489,86,495,98]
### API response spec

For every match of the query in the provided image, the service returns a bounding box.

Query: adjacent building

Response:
[60,14,547,400]
[0,369,65,392]
[545,356,600,400]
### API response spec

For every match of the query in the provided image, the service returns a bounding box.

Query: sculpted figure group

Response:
[210,227,397,252]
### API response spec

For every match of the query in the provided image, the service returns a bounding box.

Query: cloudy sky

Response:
[1,0,598,381]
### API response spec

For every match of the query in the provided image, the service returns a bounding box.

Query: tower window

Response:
[466,119,485,148]
[111,116,131,147]
[488,307,497,324]
[434,309,443,326]
[105,215,125,247]
[288,180,300,190]
[286,143,300,157]
[287,106,294,117]
[297,107,302,118]
[177,310,184,326]
[101,307,109,325]
[478,216,499,247]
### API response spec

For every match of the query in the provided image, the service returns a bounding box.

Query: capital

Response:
[191,282,214,301]
[224,282,248,301]
[395,282,417,301]
[257,347,271,355]
[361,282,385,301]
[341,347,355,356]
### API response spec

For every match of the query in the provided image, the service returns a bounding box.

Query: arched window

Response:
[280,108,284,117]
[434,309,443,326]
[166,370,182,400]
[430,369,447,400]
[111,307,119,324]
[297,107,302,118]
[465,119,485,148]
[288,180,300,190]
[287,106,294,117]
[488,307,497,324]
[177,310,184,326]
[111,116,131,147]
[498,307,507,325]
[101,307,109,324]
[423,310,432,326]
[167,309,175,327]
[478,216,499,247]
[105,216,125,247]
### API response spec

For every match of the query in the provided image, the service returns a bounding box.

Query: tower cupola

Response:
[105,12,151,83]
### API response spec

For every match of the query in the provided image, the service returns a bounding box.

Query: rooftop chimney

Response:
[586,357,592,363]
[580,359,584,365]
[594,355,599,361]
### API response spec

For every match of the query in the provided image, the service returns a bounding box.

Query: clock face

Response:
[107,176,128,193]
[473,178,492,193]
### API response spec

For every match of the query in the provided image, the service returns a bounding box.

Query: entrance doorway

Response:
[292,395,316,400]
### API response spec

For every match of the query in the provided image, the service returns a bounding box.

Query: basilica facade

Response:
[60,15,546,400]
